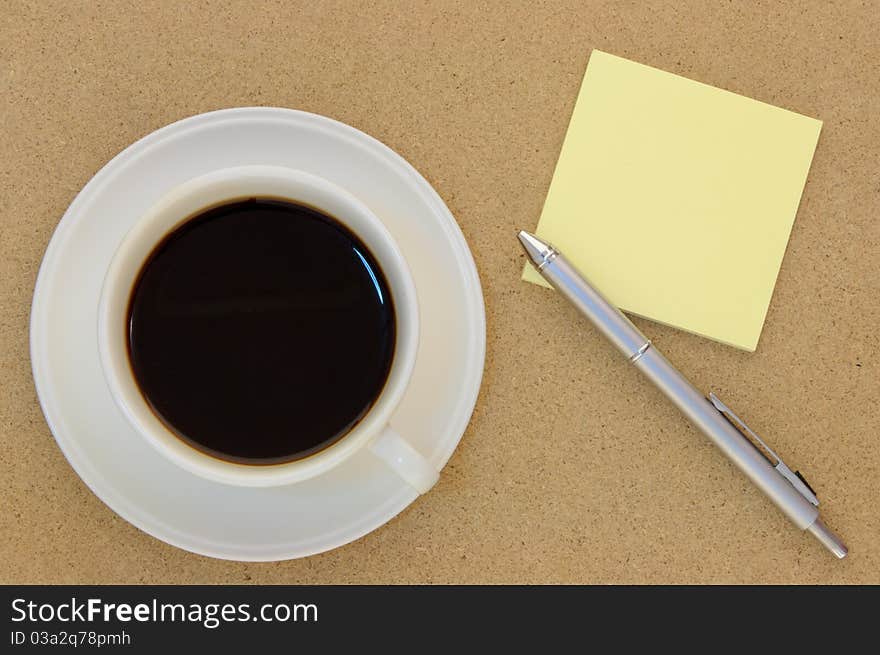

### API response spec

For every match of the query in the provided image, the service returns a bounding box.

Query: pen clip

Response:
[708,393,819,506]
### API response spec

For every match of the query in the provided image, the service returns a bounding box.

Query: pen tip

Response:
[517,231,551,266]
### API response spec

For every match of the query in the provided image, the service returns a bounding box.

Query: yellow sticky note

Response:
[524,50,822,351]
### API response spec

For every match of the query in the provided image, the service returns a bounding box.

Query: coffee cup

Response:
[97,165,438,492]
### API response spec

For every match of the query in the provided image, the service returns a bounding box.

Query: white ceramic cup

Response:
[98,165,438,493]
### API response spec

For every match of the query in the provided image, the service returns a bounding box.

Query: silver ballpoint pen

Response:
[518,231,847,558]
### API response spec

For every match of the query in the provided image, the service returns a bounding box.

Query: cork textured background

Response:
[1,0,878,583]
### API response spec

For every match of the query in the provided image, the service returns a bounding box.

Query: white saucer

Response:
[30,108,486,561]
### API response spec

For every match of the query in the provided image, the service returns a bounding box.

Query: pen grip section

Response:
[544,254,649,359]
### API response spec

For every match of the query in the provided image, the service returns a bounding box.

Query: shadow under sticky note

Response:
[523,50,822,351]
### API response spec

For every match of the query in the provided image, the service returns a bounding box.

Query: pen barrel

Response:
[541,252,820,530]
[543,254,649,359]
[632,347,819,529]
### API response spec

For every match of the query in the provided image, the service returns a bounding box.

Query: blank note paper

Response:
[523,50,822,351]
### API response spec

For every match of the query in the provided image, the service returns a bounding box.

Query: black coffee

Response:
[127,198,396,464]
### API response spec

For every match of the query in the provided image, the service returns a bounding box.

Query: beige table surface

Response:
[2,0,878,584]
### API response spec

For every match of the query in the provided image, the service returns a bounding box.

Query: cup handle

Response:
[369,426,439,494]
